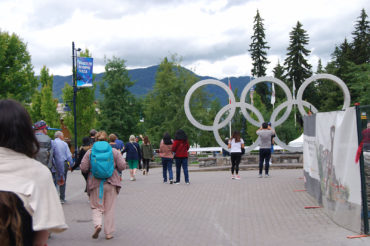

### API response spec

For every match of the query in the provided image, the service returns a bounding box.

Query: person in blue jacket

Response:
[123,135,141,181]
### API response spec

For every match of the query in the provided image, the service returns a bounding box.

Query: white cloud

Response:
[0,0,368,77]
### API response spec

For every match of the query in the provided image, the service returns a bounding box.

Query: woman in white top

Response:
[228,131,245,180]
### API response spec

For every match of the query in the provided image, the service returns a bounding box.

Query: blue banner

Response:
[76,57,93,87]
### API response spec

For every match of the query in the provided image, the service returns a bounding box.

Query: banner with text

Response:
[77,57,93,87]
[304,107,362,233]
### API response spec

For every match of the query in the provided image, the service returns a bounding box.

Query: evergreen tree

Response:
[98,56,139,142]
[284,21,312,92]
[316,58,324,73]
[249,10,271,108]
[324,39,356,111]
[62,49,97,145]
[346,63,370,105]
[351,9,370,64]
[0,31,38,102]
[272,60,286,102]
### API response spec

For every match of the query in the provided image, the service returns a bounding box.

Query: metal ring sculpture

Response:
[184,74,351,152]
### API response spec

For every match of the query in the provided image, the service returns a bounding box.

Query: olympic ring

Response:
[184,74,351,152]
[184,79,236,131]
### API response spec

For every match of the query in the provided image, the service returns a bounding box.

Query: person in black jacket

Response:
[73,137,92,193]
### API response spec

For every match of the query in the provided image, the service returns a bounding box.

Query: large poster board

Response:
[304,107,362,233]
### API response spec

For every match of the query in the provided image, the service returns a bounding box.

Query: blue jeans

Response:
[175,158,189,183]
[161,158,173,182]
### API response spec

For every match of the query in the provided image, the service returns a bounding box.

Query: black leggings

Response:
[230,153,242,174]
[142,159,150,172]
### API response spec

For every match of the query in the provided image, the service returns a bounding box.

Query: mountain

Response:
[52,65,253,105]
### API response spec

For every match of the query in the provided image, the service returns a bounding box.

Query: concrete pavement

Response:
[48,167,370,246]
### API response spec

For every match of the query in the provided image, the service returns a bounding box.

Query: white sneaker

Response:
[231,175,235,179]
[258,174,263,178]
[235,175,240,180]
[130,177,134,181]
[265,174,270,178]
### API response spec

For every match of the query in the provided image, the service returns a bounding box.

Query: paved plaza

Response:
[48,167,370,246]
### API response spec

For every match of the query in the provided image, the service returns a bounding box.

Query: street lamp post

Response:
[72,42,81,160]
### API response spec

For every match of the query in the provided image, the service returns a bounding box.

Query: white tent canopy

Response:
[288,134,304,148]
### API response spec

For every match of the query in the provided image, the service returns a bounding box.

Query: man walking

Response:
[256,122,275,178]
[34,120,54,169]
[53,131,74,204]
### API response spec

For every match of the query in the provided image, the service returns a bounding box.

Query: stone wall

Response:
[198,153,303,167]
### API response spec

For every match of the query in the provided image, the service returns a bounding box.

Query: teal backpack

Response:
[90,141,114,202]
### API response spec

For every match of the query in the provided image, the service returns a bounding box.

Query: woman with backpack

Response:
[123,135,141,181]
[80,131,126,240]
[172,129,190,184]
[140,136,154,175]
[159,132,174,184]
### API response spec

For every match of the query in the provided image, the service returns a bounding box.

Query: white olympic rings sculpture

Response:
[184,74,351,152]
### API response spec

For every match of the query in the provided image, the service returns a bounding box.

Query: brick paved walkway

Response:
[48,168,370,246]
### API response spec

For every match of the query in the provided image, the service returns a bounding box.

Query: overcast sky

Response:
[0,0,368,79]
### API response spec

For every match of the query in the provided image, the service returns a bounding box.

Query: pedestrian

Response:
[89,129,97,145]
[109,134,123,179]
[256,122,276,178]
[114,133,125,153]
[172,129,190,184]
[109,133,119,149]
[123,135,141,181]
[268,122,276,165]
[33,120,54,170]
[228,131,245,180]
[159,133,174,184]
[222,137,230,157]
[136,135,143,170]
[0,99,67,246]
[73,136,92,193]
[140,136,154,175]
[80,131,126,240]
[53,131,74,204]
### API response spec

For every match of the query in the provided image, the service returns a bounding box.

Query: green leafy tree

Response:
[0,31,37,102]
[143,56,214,147]
[30,91,42,122]
[249,10,271,108]
[62,49,97,146]
[98,56,139,142]
[351,9,370,65]
[30,66,59,137]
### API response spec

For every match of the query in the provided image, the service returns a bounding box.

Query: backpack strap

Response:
[131,142,138,152]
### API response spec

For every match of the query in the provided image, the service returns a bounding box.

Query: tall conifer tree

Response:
[351,9,370,64]
[284,21,312,91]
[249,10,270,108]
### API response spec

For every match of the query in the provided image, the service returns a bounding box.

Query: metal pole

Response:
[72,42,78,161]
[355,103,369,234]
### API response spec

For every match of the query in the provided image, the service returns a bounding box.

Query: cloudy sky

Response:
[0,0,368,79]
